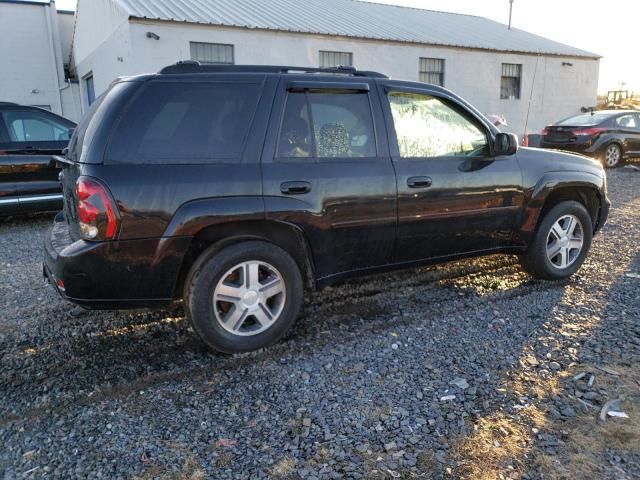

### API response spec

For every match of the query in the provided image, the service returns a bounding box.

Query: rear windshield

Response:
[557,113,612,126]
[105,81,262,164]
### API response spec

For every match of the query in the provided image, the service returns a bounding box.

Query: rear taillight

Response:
[541,127,550,136]
[75,176,119,240]
[572,127,606,136]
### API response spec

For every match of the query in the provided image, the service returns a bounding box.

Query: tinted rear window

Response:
[557,113,612,126]
[106,81,261,164]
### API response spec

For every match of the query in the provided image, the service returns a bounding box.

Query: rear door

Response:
[0,109,73,213]
[614,113,640,155]
[261,77,397,280]
[379,82,524,262]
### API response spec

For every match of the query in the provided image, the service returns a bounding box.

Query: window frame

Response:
[274,85,379,163]
[381,85,496,160]
[419,57,445,87]
[500,63,522,100]
[189,41,235,65]
[319,50,353,68]
[0,109,74,144]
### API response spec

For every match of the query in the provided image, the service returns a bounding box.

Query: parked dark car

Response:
[540,110,640,168]
[44,63,610,353]
[0,102,75,215]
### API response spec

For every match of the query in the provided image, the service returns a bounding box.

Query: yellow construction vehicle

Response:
[597,90,640,110]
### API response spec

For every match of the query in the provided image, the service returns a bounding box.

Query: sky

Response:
[54,0,638,93]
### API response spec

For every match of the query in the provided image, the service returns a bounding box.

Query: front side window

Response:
[501,63,522,99]
[1,110,72,142]
[190,42,234,65]
[319,51,353,68]
[277,91,376,159]
[387,92,488,158]
[419,58,445,87]
[106,82,261,164]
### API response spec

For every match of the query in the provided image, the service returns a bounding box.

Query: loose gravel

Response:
[1,169,639,479]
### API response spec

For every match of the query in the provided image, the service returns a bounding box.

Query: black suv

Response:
[44,63,610,353]
[0,102,75,215]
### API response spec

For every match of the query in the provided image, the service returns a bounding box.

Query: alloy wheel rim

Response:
[546,214,584,270]
[605,145,621,167]
[212,261,286,336]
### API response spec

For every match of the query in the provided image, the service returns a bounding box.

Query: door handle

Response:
[280,181,311,195]
[407,176,432,188]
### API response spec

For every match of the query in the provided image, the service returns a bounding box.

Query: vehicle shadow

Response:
[0,252,562,426]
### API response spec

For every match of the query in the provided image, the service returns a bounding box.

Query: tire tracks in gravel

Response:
[1,254,558,427]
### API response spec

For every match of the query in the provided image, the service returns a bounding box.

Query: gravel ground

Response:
[1,168,639,479]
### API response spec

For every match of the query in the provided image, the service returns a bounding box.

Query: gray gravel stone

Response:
[0,170,639,479]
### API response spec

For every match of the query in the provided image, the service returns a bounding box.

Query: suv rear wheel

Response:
[185,241,303,353]
[519,200,593,280]
[603,143,622,168]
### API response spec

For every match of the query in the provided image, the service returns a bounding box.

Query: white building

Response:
[0,0,81,121]
[68,0,599,136]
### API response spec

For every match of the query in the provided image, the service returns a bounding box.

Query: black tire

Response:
[519,200,593,280]
[602,143,623,168]
[184,241,304,353]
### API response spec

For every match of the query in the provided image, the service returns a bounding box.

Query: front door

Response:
[0,109,72,213]
[261,78,397,280]
[379,84,524,263]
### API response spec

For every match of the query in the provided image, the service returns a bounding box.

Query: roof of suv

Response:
[158,61,388,79]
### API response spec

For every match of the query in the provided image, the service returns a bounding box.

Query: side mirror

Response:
[494,132,519,156]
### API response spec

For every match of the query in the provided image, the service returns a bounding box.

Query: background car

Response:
[540,110,640,168]
[0,102,75,216]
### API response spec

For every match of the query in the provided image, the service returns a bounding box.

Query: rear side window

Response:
[276,91,376,159]
[106,82,261,164]
[615,114,638,128]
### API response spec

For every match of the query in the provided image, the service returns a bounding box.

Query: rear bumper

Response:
[43,213,191,309]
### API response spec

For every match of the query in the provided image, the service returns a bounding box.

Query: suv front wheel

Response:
[185,241,304,353]
[519,200,593,280]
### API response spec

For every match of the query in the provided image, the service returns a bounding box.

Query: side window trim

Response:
[286,81,370,92]
[274,87,379,162]
[380,84,495,159]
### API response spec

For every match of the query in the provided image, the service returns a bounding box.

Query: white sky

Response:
[54,0,638,93]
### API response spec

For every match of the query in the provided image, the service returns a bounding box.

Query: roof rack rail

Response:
[159,61,388,78]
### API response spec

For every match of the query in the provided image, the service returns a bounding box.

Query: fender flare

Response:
[519,170,604,238]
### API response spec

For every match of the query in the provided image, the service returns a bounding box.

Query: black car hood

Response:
[517,147,604,177]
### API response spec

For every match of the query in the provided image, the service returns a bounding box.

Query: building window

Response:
[319,50,353,68]
[190,42,234,65]
[419,58,445,86]
[501,63,522,99]
[84,74,95,106]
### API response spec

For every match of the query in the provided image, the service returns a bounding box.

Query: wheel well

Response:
[540,187,601,231]
[174,220,316,298]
